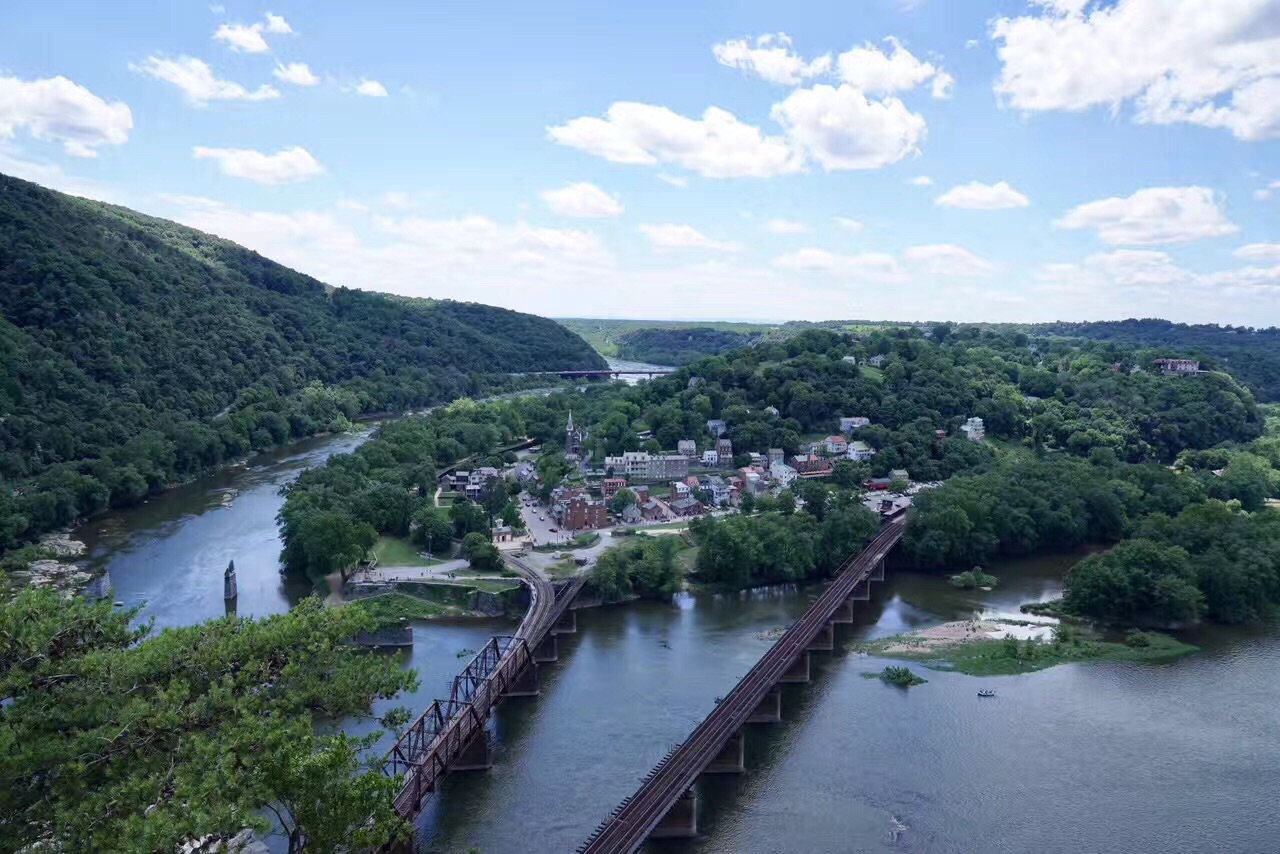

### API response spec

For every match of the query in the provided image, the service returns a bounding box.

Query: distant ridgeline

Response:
[614,326,763,365]
[0,173,603,554]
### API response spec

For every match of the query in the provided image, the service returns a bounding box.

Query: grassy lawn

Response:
[676,545,699,574]
[859,365,885,384]
[548,557,580,579]
[430,578,522,594]
[637,520,692,532]
[348,592,457,623]
[373,536,444,567]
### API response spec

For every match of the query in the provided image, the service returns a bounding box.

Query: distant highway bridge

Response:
[577,516,908,853]
[512,368,677,380]
[382,559,586,825]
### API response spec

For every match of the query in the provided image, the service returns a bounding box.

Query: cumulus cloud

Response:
[1085,249,1192,286]
[992,0,1280,141]
[354,79,389,97]
[712,32,832,85]
[0,74,131,157]
[1255,179,1280,201]
[762,218,811,235]
[910,175,933,186]
[657,173,688,188]
[214,14,293,53]
[549,102,802,178]
[771,84,926,170]
[1234,243,1280,262]
[541,182,624,218]
[903,243,999,276]
[1055,186,1237,246]
[133,56,280,105]
[935,180,1030,209]
[639,223,742,252]
[273,62,319,87]
[836,37,952,99]
[773,247,905,281]
[833,216,865,232]
[192,145,324,185]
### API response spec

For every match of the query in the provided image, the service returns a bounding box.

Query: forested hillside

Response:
[0,173,602,551]
[614,326,761,365]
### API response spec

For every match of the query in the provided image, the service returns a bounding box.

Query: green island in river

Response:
[854,619,1198,677]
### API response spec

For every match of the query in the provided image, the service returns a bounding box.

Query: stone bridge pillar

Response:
[704,729,745,774]
[747,686,782,723]
[831,599,854,623]
[780,651,810,684]
[533,633,558,663]
[850,578,871,601]
[503,662,539,698]
[553,609,577,635]
[651,789,698,839]
[806,621,835,652]
[453,727,492,772]
[871,558,885,582]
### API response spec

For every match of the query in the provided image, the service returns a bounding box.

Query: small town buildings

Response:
[650,454,690,480]
[640,500,665,521]
[701,449,720,467]
[671,481,691,499]
[716,437,734,463]
[863,477,892,491]
[491,525,515,544]
[670,497,703,517]
[621,503,643,525]
[564,495,609,530]
[633,485,650,502]
[825,435,849,455]
[770,461,797,488]
[848,440,876,462]
[706,419,727,437]
[601,477,627,498]
[889,468,910,483]
[841,355,859,364]
[677,439,697,457]
[768,448,785,467]
[839,416,871,433]
[604,451,689,480]
[706,476,731,506]
[792,454,833,478]
[961,416,986,442]
[1153,358,1204,376]
[868,354,888,367]
[764,406,780,417]
[565,411,587,457]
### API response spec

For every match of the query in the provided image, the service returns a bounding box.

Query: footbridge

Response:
[578,516,907,853]
[383,558,586,822]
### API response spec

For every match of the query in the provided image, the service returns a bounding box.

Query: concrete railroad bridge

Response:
[512,368,677,380]
[578,516,908,853]
[382,557,585,823]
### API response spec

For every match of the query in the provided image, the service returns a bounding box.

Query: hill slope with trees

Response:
[0,173,602,552]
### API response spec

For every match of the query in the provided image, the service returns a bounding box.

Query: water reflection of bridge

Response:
[577,517,908,853]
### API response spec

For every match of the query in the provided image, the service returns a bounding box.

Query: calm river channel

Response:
[75,432,1280,854]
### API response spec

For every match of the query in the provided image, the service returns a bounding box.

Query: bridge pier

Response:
[831,598,854,624]
[704,728,746,774]
[806,621,835,652]
[552,609,577,635]
[747,686,782,723]
[533,633,558,663]
[871,558,885,582]
[503,662,539,698]
[650,789,697,839]
[452,727,492,772]
[850,578,871,601]
[780,651,810,684]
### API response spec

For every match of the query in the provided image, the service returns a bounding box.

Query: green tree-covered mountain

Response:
[614,326,762,365]
[0,173,602,549]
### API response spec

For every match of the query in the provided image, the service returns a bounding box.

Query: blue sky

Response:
[2,0,1279,324]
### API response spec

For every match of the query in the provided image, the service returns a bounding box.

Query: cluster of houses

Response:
[446,466,502,501]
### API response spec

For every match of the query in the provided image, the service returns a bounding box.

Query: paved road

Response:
[347,559,472,584]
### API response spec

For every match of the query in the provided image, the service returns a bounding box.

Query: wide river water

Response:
[75,431,1280,854]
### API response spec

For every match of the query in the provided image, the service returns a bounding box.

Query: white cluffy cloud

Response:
[833,216,865,233]
[773,247,905,281]
[837,37,953,99]
[1055,186,1237,246]
[904,244,999,276]
[762,218,811,235]
[273,63,319,87]
[713,32,832,86]
[193,145,324,185]
[133,56,280,105]
[910,175,934,187]
[771,84,927,171]
[540,182,624,218]
[214,13,293,54]
[0,74,132,157]
[1234,243,1280,262]
[639,223,742,252]
[549,102,802,178]
[935,180,1030,209]
[1255,180,1280,201]
[354,79,389,97]
[993,0,1280,141]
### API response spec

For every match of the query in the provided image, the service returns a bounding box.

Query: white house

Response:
[770,462,797,488]
[848,440,876,462]
[825,435,849,455]
[677,439,697,457]
[701,449,720,467]
[868,354,887,367]
[839,416,871,433]
[962,416,986,442]
[706,419,727,437]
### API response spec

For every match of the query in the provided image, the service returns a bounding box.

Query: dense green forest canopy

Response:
[556,317,772,357]
[0,173,601,555]
[613,326,762,365]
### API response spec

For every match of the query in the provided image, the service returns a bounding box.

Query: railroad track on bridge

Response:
[383,557,586,820]
[578,517,907,853]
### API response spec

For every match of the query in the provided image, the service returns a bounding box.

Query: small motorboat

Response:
[978,689,996,698]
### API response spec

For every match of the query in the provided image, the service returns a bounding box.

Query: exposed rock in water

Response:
[80,571,113,602]
[16,560,93,597]
[39,530,86,558]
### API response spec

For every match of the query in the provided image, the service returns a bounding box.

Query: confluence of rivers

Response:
[75,421,1280,853]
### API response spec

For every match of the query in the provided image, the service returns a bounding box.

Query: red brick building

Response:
[601,477,627,498]
[565,496,609,530]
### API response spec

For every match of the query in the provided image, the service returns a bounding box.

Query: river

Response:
[75,436,1280,853]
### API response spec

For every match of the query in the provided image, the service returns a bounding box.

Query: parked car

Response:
[549,527,558,532]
